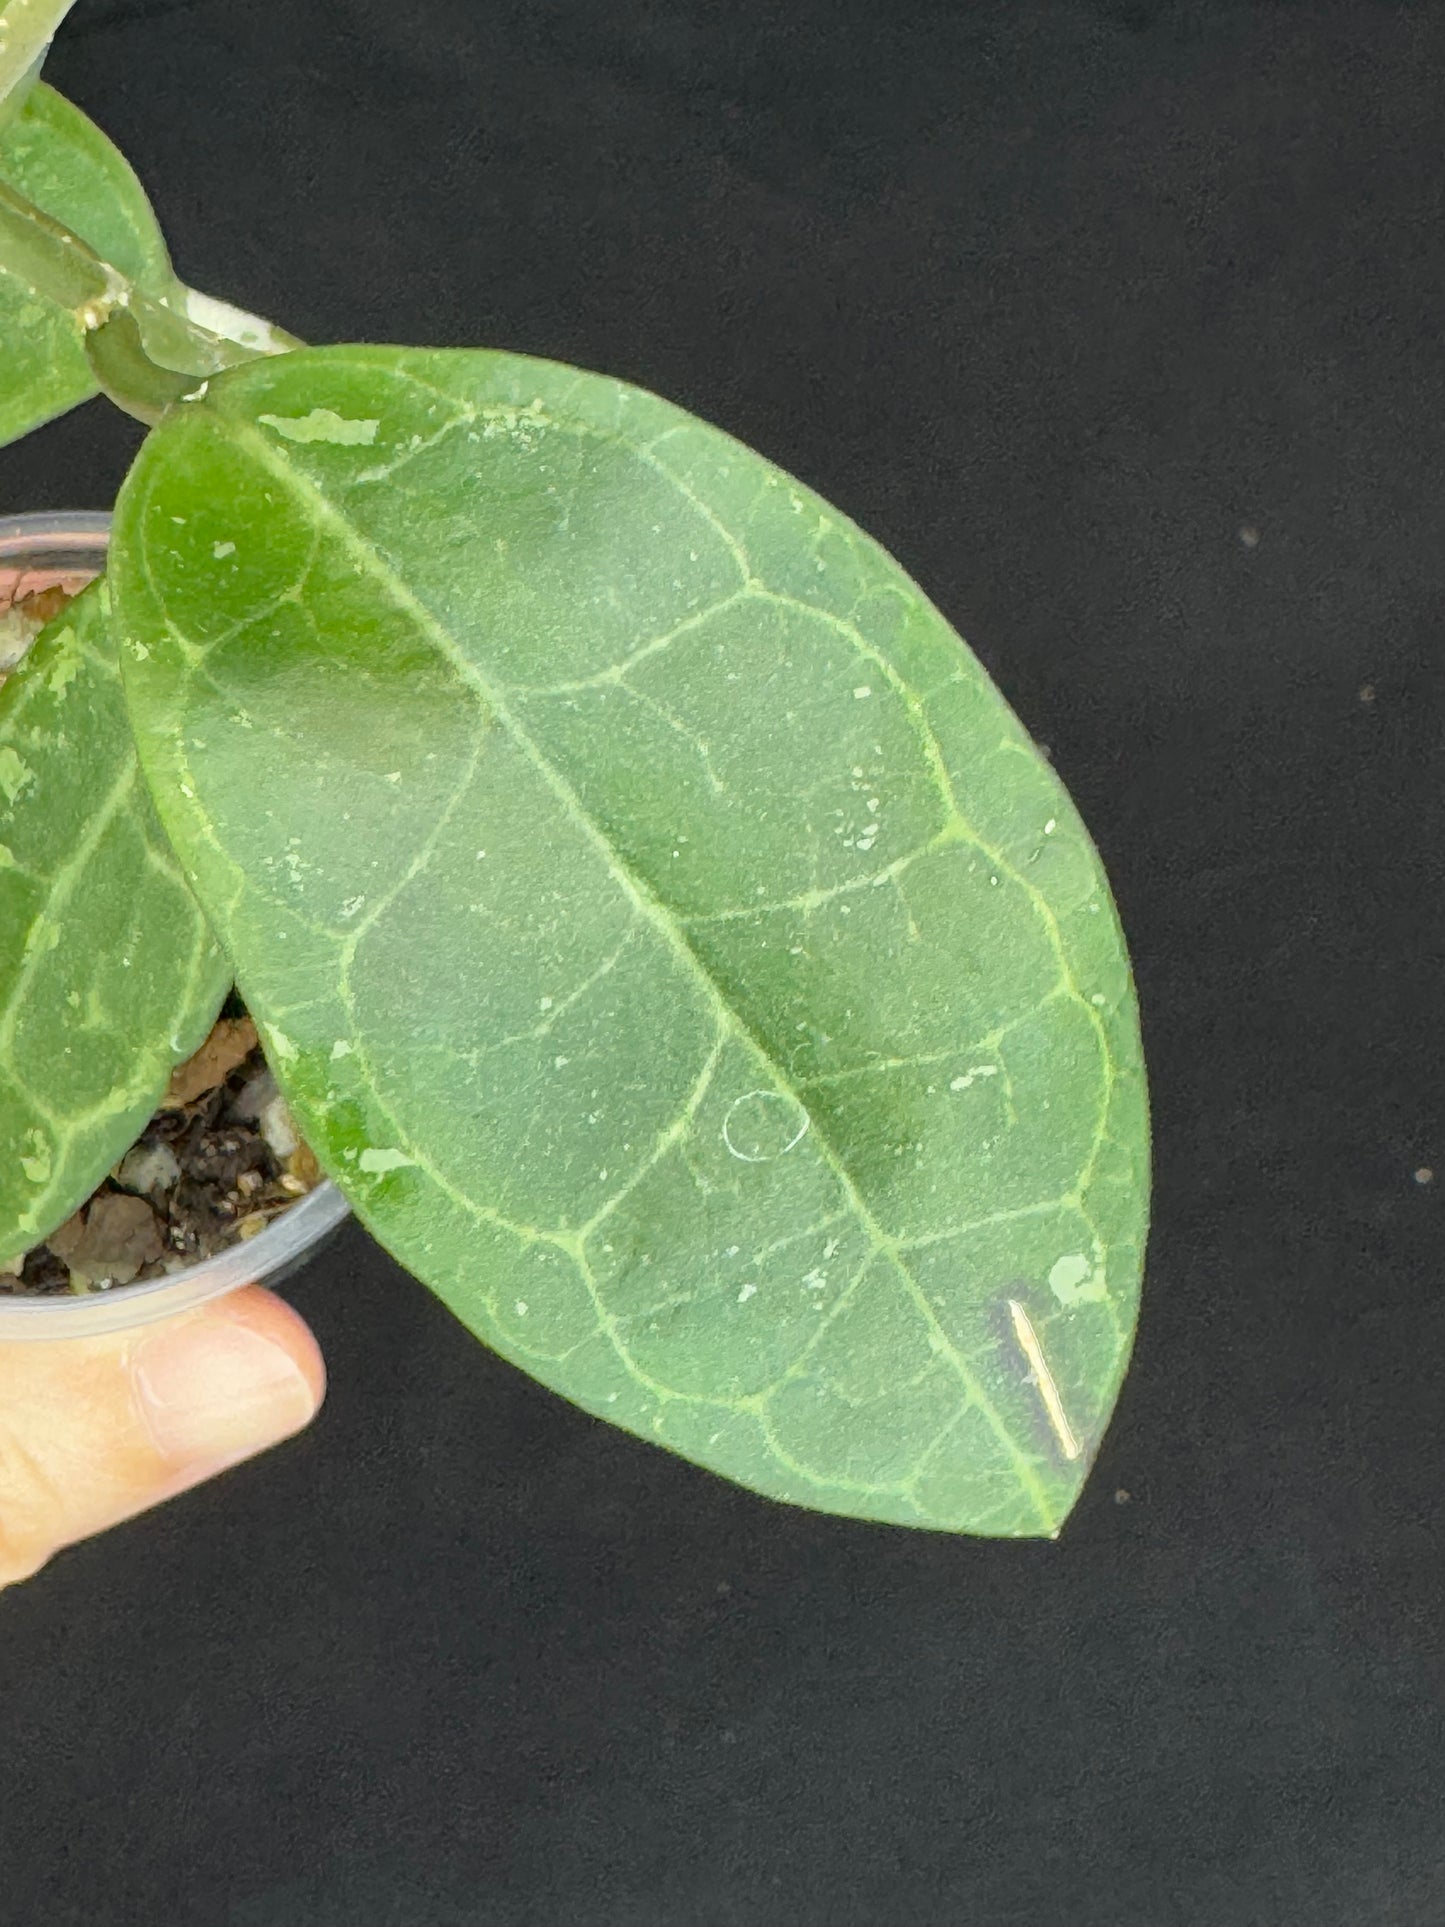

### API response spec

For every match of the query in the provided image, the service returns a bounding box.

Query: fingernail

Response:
[132,1307,320,1472]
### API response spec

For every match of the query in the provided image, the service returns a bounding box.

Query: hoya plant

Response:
[0,6,1149,1537]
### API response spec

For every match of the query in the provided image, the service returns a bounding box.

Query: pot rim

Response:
[0,508,115,553]
[0,509,351,1341]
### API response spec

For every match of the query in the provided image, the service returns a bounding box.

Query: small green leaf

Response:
[0,580,228,1260]
[113,346,1149,1535]
[0,82,172,446]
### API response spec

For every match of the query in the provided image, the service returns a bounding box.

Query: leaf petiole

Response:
[84,304,199,424]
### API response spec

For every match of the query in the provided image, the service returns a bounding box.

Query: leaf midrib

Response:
[183,400,1061,1531]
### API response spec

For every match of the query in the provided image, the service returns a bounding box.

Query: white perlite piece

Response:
[0,606,38,679]
[113,1142,182,1199]
[259,1093,302,1161]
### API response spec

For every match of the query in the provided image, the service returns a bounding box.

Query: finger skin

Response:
[0,1285,324,1589]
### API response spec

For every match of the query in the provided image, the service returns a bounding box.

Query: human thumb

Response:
[0,1285,324,1589]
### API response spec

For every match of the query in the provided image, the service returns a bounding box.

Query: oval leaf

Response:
[0,580,229,1259]
[113,347,1149,1535]
[0,82,172,447]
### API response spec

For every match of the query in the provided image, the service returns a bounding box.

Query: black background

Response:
[2,2,1442,1923]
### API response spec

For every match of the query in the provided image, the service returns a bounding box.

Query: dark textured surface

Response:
[2,2,1442,1922]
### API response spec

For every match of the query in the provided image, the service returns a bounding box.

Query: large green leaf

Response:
[113,346,1148,1535]
[0,82,172,447]
[0,580,228,1260]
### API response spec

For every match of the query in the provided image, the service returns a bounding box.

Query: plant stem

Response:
[0,0,76,108]
[0,175,300,425]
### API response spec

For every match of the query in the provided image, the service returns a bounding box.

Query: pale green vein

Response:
[465,924,641,1061]
[348,402,477,488]
[506,587,751,698]
[896,1197,1087,1251]
[631,436,754,583]
[576,1029,727,1243]
[674,825,967,927]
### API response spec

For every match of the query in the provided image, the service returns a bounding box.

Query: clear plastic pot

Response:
[0,511,350,1341]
